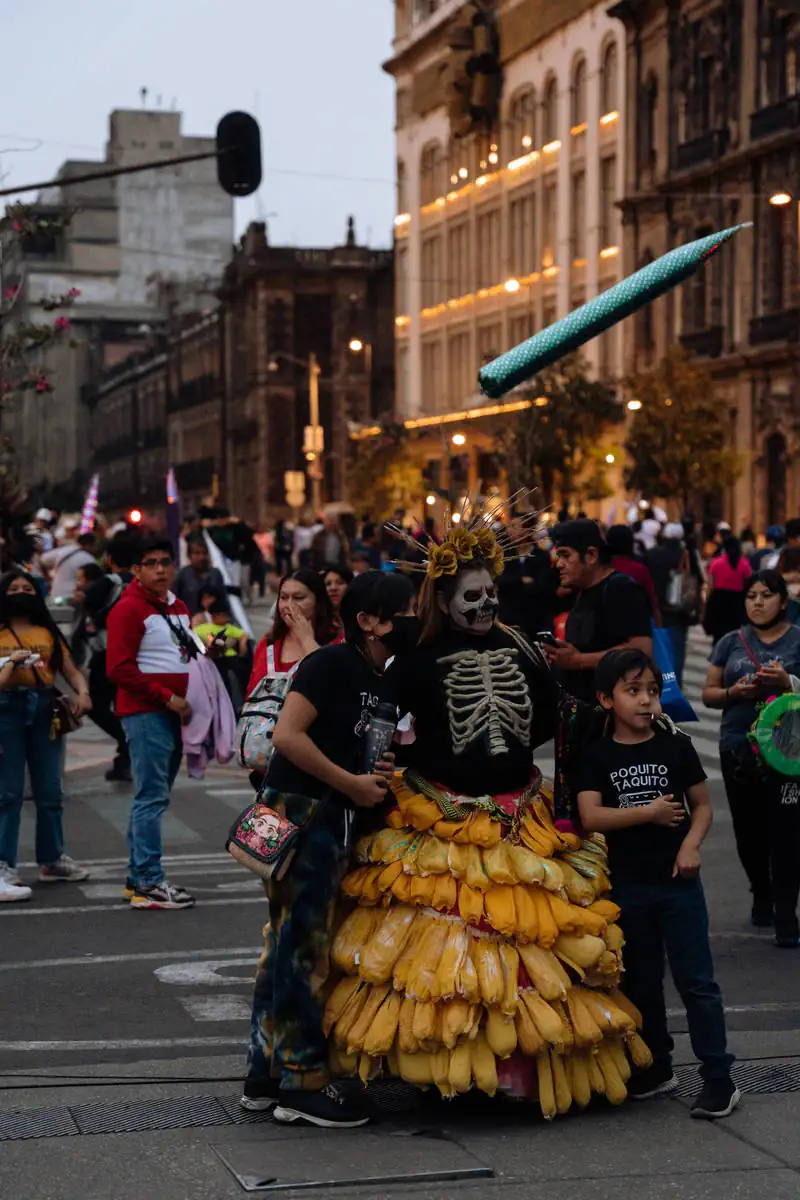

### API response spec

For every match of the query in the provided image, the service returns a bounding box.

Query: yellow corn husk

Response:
[371,828,418,863]
[465,844,493,891]
[483,842,518,886]
[333,982,370,1048]
[597,950,620,976]
[469,1031,498,1097]
[346,983,391,1054]
[397,1047,434,1086]
[432,922,470,1002]
[515,997,546,1056]
[431,873,458,913]
[323,975,363,1036]
[458,881,484,925]
[398,995,419,1053]
[532,888,559,949]
[539,858,565,894]
[360,864,388,906]
[596,1044,627,1105]
[517,943,568,1001]
[471,936,504,1007]
[431,1047,453,1097]
[392,776,423,805]
[448,1040,473,1094]
[507,843,546,886]
[447,841,471,879]
[433,817,470,841]
[354,834,375,864]
[386,808,406,830]
[375,860,405,894]
[549,999,574,1051]
[363,989,403,1056]
[571,907,609,938]
[407,920,450,1002]
[558,861,596,906]
[554,934,606,971]
[519,823,553,858]
[626,1032,653,1070]
[587,1050,606,1096]
[456,940,481,1003]
[604,923,625,952]
[588,898,621,922]
[608,986,644,1030]
[484,885,517,938]
[331,907,381,974]
[341,866,370,899]
[550,1047,572,1114]
[546,891,584,934]
[392,913,430,991]
[463,1003,481,1040]
[578,988,634,1037]
[417,834,450,875]
[467,811,502,848]
[512,884,539,944]
[399,793,442,832]
[329,1045,359,1077]
[410,874,437,907]
[401,834,423,874]
[565,990,604,1051]
[522,991,566,1048]
[537,1051,557,1120]
[391,872,415,904]
[486,1008,518,1059]
[441,998,471,1049]
[568,1053,593,1109]
[606,1037,632,1084]
[411,998,438,1043]
[593,870,612,895]
[359,905,418,984]
[498,941,520,1016]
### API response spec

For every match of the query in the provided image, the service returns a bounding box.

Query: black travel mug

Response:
[363,702,398,774]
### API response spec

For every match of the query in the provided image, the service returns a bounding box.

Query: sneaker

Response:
[627,1063,679,1100]
[274,1083,370,1128]
[39,855,90,883]
[130,881,195,910]
[105,763,132,783]
[123,878,135,901]
[240,1077,281,1112]
[690,1077,741,1119]
[0,864,32,903]
[751,900,774,928]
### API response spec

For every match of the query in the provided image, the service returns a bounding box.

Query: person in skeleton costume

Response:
[324,514,654,1112]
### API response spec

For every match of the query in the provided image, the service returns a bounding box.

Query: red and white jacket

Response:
[107,580,191,717]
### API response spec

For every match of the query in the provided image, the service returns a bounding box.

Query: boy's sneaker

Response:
[0,863,32,902]
[627,1064,679,1100]
[39,855,90,883]
[240,1077,281,1112]
[123,878,135,901]
[690,1077,741,1119]
[130,881,195,910]
[274,1083,370,1128]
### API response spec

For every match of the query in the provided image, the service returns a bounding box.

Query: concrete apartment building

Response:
[0,107,232,503]
[383,0,626,487]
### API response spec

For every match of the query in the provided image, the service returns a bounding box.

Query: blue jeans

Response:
[0,688,63,867]
[121,711,182,887]
[613,875,734,1081]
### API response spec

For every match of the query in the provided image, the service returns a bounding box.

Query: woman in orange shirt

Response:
[0,569,92,901]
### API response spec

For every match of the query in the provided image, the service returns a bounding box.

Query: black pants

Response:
[613,876,734,1081]
[88,653,129,770]
[720,748,800,936]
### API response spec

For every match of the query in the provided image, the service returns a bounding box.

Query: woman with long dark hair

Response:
[703,569,800,945]
[247,569,339,696]
[0,569,92,900]
[323,563,354,620]
[241,570,417,1128]
[703,536,752,644]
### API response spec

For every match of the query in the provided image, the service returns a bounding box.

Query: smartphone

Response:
[536,631,559,647]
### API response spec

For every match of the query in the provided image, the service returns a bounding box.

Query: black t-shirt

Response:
[564,571,652,702]
[389,624,556,796]
[577,731,706,881]
[266,643,393,802]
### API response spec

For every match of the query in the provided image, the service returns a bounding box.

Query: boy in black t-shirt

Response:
[578,649,740,1120]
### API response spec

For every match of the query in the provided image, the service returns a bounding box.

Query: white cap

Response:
[35,508,52,522]
[664,523,684,540]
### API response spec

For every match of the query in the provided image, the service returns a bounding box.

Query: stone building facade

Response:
[612,0,800,528]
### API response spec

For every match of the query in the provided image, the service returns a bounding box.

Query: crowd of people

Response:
[2,497,800,1129]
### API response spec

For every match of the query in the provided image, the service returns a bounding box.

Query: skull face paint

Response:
[447,567,499,634]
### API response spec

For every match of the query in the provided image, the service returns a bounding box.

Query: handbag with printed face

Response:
[225,800,299,882]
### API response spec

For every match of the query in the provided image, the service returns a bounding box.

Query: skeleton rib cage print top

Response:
[389,625,562,796]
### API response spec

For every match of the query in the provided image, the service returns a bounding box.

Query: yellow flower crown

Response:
[428,528,505,579]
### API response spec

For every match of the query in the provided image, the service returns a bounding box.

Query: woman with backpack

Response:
[247,570,338,696]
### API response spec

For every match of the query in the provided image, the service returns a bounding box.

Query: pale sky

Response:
[0,0,395,249]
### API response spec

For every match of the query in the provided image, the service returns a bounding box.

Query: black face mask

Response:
[382,615,421,658]
[5,593,39,620]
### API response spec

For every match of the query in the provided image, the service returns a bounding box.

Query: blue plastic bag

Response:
[651,623,697,723]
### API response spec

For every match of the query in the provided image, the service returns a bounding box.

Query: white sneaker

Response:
[39,854,90,883]
[0,863,32,902]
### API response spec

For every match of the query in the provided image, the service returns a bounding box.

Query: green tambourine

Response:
[752,693,800,777]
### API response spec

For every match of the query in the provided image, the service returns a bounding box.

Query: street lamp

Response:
[268,350,324,514]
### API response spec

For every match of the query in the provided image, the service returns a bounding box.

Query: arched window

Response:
[420,140,444,205]
[508,87,536,155]
[542,75,559,144]
[572,57,587,128]
[601,40,619,115]
[397,159,407,214]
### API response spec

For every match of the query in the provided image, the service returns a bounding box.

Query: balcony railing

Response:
[169,373,217,413]
[749,308,800,346]
[750,96,800,142]
[680,326,724,358]
[675,127,729,172]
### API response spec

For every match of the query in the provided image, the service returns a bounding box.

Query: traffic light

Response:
[128,508,143,526]
[216,112,262,197]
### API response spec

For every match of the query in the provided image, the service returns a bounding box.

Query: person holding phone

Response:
[702,569,800,944]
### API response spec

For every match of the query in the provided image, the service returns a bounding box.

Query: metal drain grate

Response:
[674,1058,800,1098]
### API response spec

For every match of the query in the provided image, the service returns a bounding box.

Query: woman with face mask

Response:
[0,569,92,901]
[703,570,800,945]
[241,570,417,1128]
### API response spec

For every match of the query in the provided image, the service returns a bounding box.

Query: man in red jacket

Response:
[107,537,195,909]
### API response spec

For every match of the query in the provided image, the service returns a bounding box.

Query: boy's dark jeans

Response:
[613,874,734,1081]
